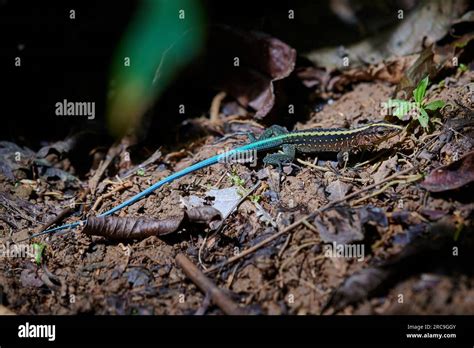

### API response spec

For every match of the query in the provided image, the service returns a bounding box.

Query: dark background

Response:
[0,0,406,147]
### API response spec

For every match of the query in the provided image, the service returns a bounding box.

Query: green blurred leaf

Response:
[413,75,429,104]
[418,108,430,128]
[107,0,206,137]
[424,100,445,111]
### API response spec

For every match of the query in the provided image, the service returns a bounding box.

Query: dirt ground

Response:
[0,70,473,315]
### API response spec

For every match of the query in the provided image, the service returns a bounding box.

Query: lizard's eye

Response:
[376,129,386,136]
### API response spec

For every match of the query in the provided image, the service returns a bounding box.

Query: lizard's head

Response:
[357,122,404,146]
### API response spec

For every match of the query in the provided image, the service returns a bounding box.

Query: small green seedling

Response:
[136,168,145,176]
[229,171,245,187]
[389,76,445,128]
[458,63,468,73]
[249,194,261,203]
[32,243,45,265]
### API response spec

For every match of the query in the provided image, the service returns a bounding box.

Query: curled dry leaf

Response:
[325,180,352,201]
[421,151,474,192]
[329,56,417,93]
[182,206,222,224]
[208,25,296,118]
[314,207,363,244]
[0,141,35,180]
[371,156,398,184]
[297,55,417,97]
[324,267,390,312]
[83,214,185,239]
[36,131,93,159]
[20,268,44,288]
[305,0,468,70]
[315,205,388,244]
[210,24,296,81]
[83,206,222,240]
[395,30,473,98]
[325,217,472,312]
[302,1,470,98]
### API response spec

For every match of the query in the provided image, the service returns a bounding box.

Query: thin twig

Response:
[203,165,419,274]
[210,92,227,123]
[91,181,133,213]
[119,148,162,180]
[88,141,125,194]
[35,188,89,235]
[296,158,327,172]
[351,174,423,205]
[198,181,260,270]
[320,165,418,211]
[297,158,367,183]
[204,215,315,275]
[176,253,247,315]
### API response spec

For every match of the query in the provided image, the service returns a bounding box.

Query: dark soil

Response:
[1,71,473,315]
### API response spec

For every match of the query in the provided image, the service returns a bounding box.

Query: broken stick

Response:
[175,253,247,315]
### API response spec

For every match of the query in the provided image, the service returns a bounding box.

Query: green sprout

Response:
[32,243,45,265]
[229,171,245,187]
[458,63,468,73]
[249,194,261,203]
[389,76,445,129]
[136,168,145,176]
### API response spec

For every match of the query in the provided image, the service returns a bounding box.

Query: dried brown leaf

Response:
[185,206,222,224]
[83,214,185,240]
[421,151,474,192]
[306,0,468,70]
[314,207,364,244]
[372,156,398,184]
[82,207,222,240]
[326,180,352,201]
[325,217,471,312]
[20,268,44,288]
[208,25,296,118]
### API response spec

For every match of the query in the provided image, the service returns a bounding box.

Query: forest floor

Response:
[1,65,473,315]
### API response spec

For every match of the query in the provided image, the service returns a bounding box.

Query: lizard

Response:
[29,121,403,239]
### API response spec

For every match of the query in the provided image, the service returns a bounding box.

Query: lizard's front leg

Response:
[263,144,296,193]
[263,144,296,171]
[337,151,350,169]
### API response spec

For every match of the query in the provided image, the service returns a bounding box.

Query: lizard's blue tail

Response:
[29,152,230,239]
[31,136,281,240]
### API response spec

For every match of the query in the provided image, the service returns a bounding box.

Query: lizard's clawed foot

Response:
[337,151,350,170]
